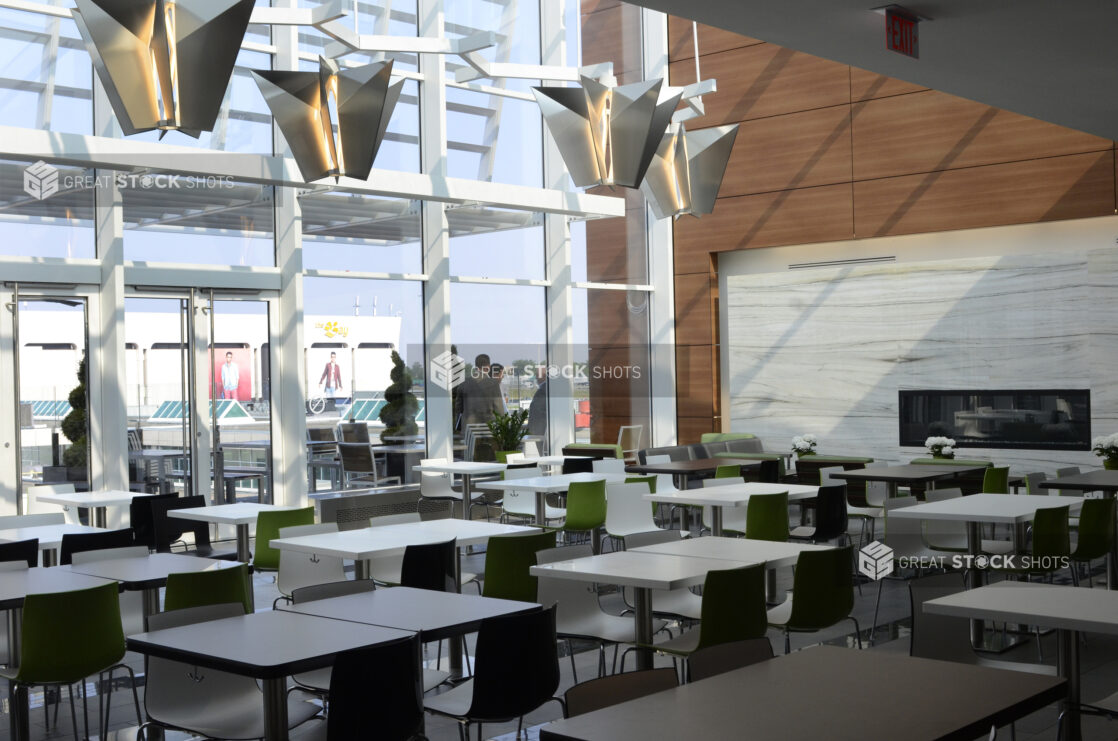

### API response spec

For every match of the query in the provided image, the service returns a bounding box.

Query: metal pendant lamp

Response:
[72,0,256,137]
[252,57,403,183]
[533,76,682,189]
[641,123,738,219]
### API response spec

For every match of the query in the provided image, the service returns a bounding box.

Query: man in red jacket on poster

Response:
[319,351,342,397]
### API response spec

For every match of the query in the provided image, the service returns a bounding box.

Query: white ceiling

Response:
[638,0,1118,141]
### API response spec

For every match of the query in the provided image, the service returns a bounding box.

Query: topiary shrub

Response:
[379,350,419,437]
[60,355,88,469]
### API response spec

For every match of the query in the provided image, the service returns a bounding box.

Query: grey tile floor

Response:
[7,533,1118,741]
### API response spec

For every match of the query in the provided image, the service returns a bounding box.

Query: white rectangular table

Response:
[925,581,1118,741]
[411,461,507,519]
[476,472,629,524]
[167,502,296,562]
[645,482,819,536]
[530,550,750,671]
[0,522,105,566]
[35,488,153,528]
[890,493,1087,645]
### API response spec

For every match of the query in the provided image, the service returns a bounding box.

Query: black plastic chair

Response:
[290,579,377,604]
[789,484,849,544]
[563,668,677,717]
[562,458,594,475]
[424,605,560,739]
[0,538,39,567]
[130,494,177,551]
[322,634,426,740]
[400,538,456,593]
[152,495,237,560]
[686,638,774,682]
[59,528,134,565]
[757,459,780,484]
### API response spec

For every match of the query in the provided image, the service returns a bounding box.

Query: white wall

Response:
[719,215,1118,473]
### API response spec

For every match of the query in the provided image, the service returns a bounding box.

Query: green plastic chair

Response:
[650,564,767,678]
[481,531,557,603]
[1071,498,1116,578]
[745,492,789,542]
[165,563,252,614]
[767,545,860,653]
[982,466,1010,494]
[547,480,606,551]
[253,506,315,572]
[0,582,141,739]
[625,475,657,494]
[714,464,742,479]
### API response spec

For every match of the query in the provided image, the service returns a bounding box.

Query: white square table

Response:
[889,493,1087,645]
[925,581,1118,741]
[60,552,242,625]
[127,610,413,741]
[530,550,751,671]
[0,522,105,566]
[167,502,296,562]
[34,488,153,528]
[644,482,820,536]
[411,461,507,519]
[475,472,629,524]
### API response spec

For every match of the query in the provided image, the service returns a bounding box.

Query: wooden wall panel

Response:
[669,45,849,127]
[675,344,715,418]
[850,69,927,101]
[676,415,717,445]
[591,415,652,450]
[586,289,650,348]
[580,4,642,79]
[853,151,1116,238]
[852,90,1113,181]
[587,346,651,418]
[579,0,620,13]
[720,105,853,198]
[674,273,713,346]
[667,18,762,60]
[674,183,855,274]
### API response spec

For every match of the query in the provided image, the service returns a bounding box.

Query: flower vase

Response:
[932,452,955,460]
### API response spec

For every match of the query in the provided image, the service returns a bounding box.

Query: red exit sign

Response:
[886,7,919,58]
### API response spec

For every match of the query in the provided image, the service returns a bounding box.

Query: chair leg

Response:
[565,639,578,684]
[784,629,791,654]
[849,616,863,649]
[66,683,78,741]
[81,677,90,741]
[871,576,887,643]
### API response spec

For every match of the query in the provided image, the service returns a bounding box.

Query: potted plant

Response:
[379,351,419,437]
[925,436,956,459]
[791,434,817,457]
[488,408,530,461]
[1092,434,1118,470]
[59,355,89,482]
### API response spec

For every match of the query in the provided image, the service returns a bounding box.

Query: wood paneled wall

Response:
[667,17,1117,443]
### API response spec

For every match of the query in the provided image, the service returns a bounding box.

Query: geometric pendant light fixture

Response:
[252,57,403,183]
[641,123,739,219]
[533,76,683,189]
[71,0,256,137]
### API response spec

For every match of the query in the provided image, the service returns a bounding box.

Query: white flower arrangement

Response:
[1092,434,1118,460]
[925,436,956,458]
[792,434,818,455]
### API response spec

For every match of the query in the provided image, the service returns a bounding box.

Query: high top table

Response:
[128,610,412,741]
[475,472,629,525]
[644,482,820,536]
[0,522,105,566]
[925,581,1118,741]
[829,463,990,497]
[34,488,153,528]
[624,457,762,490]
[889,493,1087,647]
[1039,470,1118,589]
[539,645,1065,741]
[530,550,752,671]
[411,461,507,519]
[0,567,117,740]
[167,502,296,562]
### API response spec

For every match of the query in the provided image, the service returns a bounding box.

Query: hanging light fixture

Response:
[72,0,255,137]
[252,58,402,183]
[533,76,682,189]
[641,123,738,219]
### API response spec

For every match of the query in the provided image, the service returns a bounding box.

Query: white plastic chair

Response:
[419,457,483,518]
[643,455,680,494]
[365,512,421,585]
[139,603,320,740]
[523,440,541,458]
[617,425,643,463]
[71,546,149,636]
[537,544,668,680]
[604,481,663,547]
[700,477,748,534]
[870,496,942,639]
[622,530,702,620]
[26,483,81,525]
[504,453,527,464]
[592,459,626,474]
[275,522,345,605]
[844,464,885,544]
[921,488,1014,555]
[500,467,564,524]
